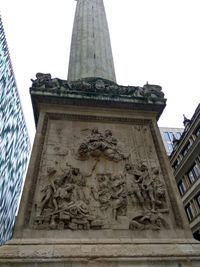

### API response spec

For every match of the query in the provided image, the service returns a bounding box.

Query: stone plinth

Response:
[0,239,200,266]
[1,77,200,267]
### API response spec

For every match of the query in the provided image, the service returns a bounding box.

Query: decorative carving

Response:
[34,125,169,231]
[35,163,104,230]
[31,75,165,100]
[124,163,167,212]
[91,173,127,219]
[31,72,70,91]
[129,211,169,231]
[76,128,129,162]
[142,82,164,99]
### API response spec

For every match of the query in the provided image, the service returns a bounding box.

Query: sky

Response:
[1,0,200,144]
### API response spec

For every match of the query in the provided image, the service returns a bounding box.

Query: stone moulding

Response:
[30,74,166,124]
[0,239,200,264]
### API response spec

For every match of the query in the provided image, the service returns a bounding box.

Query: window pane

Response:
[168,143,173,153]
[169,132,174,141]
[194,164,200,177]
[196,194,200,208]
[178,179,186,195]
[185,204,194,221]
[195,126,200,137]
[188,170,196,184]
[164,132,171,142]
[187,163,200,184]
[176,132,182,139]
[181,141,193,157]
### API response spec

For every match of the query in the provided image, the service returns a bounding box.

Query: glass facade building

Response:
[0,16,31,245]
[159,127,184,155]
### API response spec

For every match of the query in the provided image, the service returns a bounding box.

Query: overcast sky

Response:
[1,0,200,144]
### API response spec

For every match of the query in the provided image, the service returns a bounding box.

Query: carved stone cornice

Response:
[30,74,166,125]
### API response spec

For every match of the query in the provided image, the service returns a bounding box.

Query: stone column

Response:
[67,0,116,82]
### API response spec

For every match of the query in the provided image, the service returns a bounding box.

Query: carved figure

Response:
[95,79,105,90]
[151,167,166,207]
[92,172,127,219]
[92,173,112,211]
[142,82,164,98]
[31,73,68,90]
[110,174,127,218]
[124,163,144,204]
[129,211,168,231]
[35,162,100,229]
[31,73,52,88]
[77,128,128,162]
[36,167,57,216]
[124,162,167,214]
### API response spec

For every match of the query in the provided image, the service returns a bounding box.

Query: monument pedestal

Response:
[1,78,200,267]
[1,238,200,266]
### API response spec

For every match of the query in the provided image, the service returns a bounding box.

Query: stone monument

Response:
[0,0,199,266]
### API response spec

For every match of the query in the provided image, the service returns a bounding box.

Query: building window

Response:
[172,159,179,170]
[176,132,182,139]
[185,203,194,222]
[195,193,200,209]
[187,163,200,184]
[167,143,173,153]
[164,132,173,142]
[178,179,187,195]
[194,126,200,137]
[181,141,192,157]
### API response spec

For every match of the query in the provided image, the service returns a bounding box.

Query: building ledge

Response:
[30,75,166,125]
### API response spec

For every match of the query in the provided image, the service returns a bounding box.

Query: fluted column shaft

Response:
[68,0,116,82]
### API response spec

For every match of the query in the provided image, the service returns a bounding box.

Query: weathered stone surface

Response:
[30,75,165,101]
[12,103,192,240]
[1,0,200,265]
[67,0,116,82]
[0,238,200,266]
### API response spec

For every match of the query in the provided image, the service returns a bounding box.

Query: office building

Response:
[0,16,31,245]
[170,104,200,241]
[160,127,184,155]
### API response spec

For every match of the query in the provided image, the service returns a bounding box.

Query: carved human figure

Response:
[66,162,97,204]
[129,211,168,231]
[110,174,127,218]
[142,83,164,98]
[37,167,57,216]
[139,164,156,212]
[103,130,124,162]
[53,183,75,211]
[124,163,144,204]
[151,167,166,207]
[77,128,128,162]
[92,173,112,211]
[31,73,52,88]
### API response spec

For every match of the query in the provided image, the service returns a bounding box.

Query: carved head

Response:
[72,168,80,175]
[125,163,132,171]
[104,129,112,137]
[140,164,148,172]
[91,128,99,135]
[152,167,159,175]
[47,167,56,175]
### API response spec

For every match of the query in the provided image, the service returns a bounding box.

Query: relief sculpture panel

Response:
[33,121,170,231]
